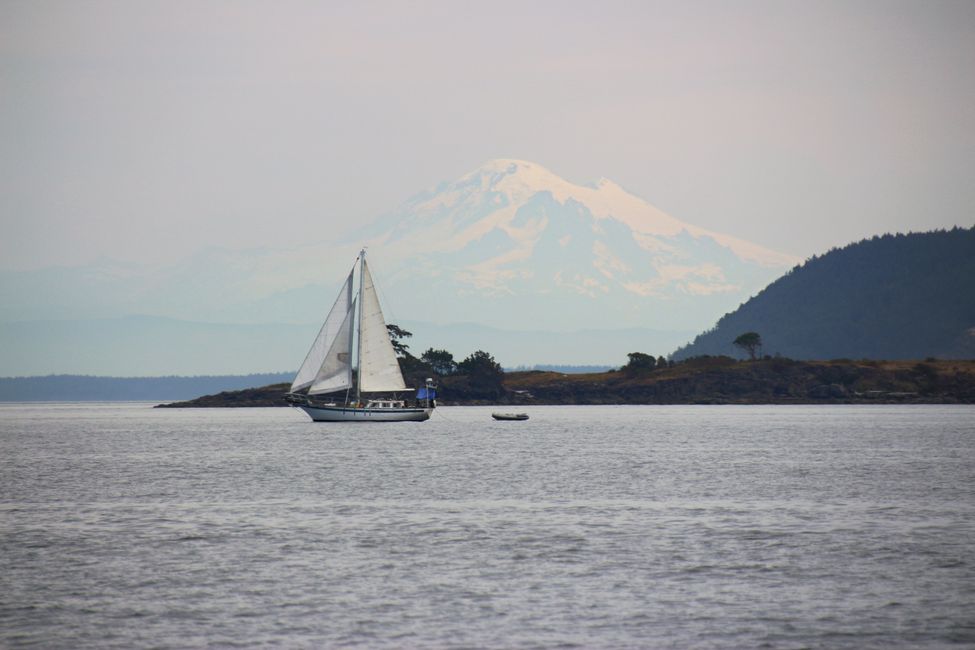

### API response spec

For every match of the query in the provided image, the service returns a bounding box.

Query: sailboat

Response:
[285,249,435,422]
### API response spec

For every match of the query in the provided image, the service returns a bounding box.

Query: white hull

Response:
[297,404,432,422]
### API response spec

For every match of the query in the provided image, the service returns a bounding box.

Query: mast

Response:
[355,248,365,405]
[347,257,355,402]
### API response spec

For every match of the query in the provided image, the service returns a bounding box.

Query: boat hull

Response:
[297,404,432,422]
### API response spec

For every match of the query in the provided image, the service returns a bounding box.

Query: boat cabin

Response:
[366,399,406,409]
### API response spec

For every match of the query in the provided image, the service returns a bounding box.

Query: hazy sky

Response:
[2,0,973,270]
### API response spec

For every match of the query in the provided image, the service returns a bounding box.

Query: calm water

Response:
[1,403,974,648]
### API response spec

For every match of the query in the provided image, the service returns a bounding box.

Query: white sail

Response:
[358,260,407,392]
[308,300,355,395]
[290,269,353,393]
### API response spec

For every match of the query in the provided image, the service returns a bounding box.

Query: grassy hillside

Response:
[502,358,975,404]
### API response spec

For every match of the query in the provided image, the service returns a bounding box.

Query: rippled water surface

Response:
[2,403,974,648]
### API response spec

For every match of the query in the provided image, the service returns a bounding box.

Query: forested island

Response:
[157,355,975,407]
[673,227,975,360]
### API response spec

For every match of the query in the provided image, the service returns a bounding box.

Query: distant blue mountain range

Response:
[0,373,293,402]
[0,365,621,402]
[0,315,692,377]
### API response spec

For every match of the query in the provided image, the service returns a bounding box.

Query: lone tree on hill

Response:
[623,352,656,373]
[733,332,763,360]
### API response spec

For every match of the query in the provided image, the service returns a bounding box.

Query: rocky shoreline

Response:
[156,358,975,407]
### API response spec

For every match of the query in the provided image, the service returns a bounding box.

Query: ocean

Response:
[2,403,973,648]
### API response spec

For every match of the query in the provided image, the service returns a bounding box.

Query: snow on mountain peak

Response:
[347,159,804,330]
[461,159,566,203]
[419,159,798,268]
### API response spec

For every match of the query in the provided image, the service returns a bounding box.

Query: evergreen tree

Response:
[421,348,457,376]
[386,324,413,357]
[457,350,505,398]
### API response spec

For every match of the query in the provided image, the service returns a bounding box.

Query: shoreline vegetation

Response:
[156,357,975,407]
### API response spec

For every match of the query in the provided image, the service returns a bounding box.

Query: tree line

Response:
[388,324,769,397]
[387,325,505,398]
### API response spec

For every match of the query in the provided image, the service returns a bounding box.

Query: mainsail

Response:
[357,260,407,392]
[290,270,354,393]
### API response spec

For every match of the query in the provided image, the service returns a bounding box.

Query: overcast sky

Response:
[2,0,973,270]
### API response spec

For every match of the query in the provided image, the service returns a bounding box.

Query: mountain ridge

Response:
[672,227,975,360]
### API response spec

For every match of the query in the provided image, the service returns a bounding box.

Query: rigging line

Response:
[432,407,457,422]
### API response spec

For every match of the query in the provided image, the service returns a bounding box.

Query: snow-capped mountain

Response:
[0,159,801,372]
[355,159,797,330]
[1,159,799,330]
